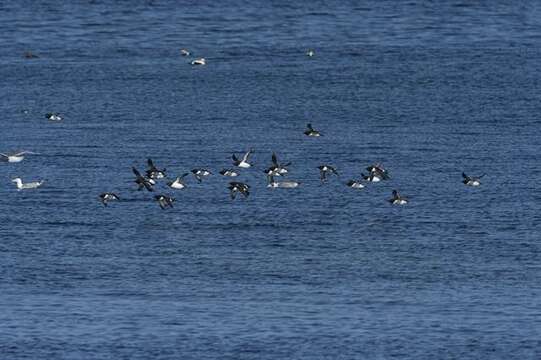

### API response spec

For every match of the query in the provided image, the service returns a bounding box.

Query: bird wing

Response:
[232,154,239,162]
[132,167,143,178]
[462,172,468,179]
[271,152,278,166]
[242,149,252,162]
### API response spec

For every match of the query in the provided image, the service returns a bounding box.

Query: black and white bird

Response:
[191,58,206,65]
[267,176,300,188]
[180,49,190,56]
[0,151,38,163]
[155,195,175,209]
[168,173,189,189]
[46,113,62,121]
[220,169,239,177]
[388,190,408,205]
[270,152,291,175]
[304,123,321,137]
[232,149,253,168]
[462,172,484,187]
[366,164,390,180]
[191,168,212,182]
[99,193,120,206]
[133,167,154,191]
[228,182,250,200]
[318,165,338,182]
[146,158,166,179]
[306,50,315,57]
[346,179,365,189]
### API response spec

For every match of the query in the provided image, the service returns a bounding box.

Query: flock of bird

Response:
[7,48,485,209]
[2,121,484,210]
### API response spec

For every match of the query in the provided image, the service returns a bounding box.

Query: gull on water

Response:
[0,151,38,163]
[12,177,44,190]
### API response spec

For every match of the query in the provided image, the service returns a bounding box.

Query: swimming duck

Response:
[46,113,62,121]
[191,168,212,182]
[220,169,239,177]
[346,179,365,189]
[180,49,190,56]
[462,172,484,187]
[388,190,408,205]
[99,193,120,206]
[191,58,206,65]
[304,123,321,137]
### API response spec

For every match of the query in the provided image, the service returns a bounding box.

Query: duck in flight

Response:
[168,173,189,189]
[99,193,120,206]
[155,195,175,209]
[146,158,166,179]
[388,190,408,205]
[228,182,250,199]
[232,149,253,168]
[318,165,338,182]
[270,152,291,175]
[0,151,38,163]
[304,123,321,137]
[132,167,154,191]
[462,172,485,187]
[12,177,44,190]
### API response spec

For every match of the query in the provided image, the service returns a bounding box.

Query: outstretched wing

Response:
[132,167,143,178]
[242,149,253,162]
[271,152,278,166]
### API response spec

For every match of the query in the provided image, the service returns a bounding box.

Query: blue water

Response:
[1,1,541,359]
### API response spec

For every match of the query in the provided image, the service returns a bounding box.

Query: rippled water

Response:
[1,1,541,359]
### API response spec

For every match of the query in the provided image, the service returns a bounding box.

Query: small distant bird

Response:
[191,168,212,182]
[306,50,315,57]
[346,179,365,189]
[366,164,390,180]
[267,175,300,188]
[168,173,189,189]
[155,195,175,209]
[12,177,44,190]
[99,193,120,206]
[388,190,408,205]
[362,172,382,183]
[304,123,321,137]
[191,58,206,65]
[46,113,62,121]
[0,151,38,163]
[220,169,239,177]
[462,172,485,187]
[132,167,154,191]
[270,152,291,175]
[318,165,338,182]
[180,49,191,56]
[24,51,39,59]
[228,182,250,200]
[232,149,253,168]
[146,158,166,179]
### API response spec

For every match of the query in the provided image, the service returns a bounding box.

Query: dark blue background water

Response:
[1,1,540,359]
